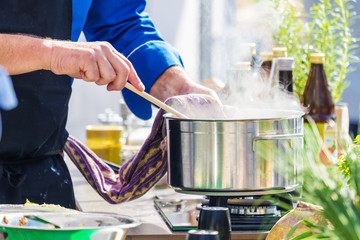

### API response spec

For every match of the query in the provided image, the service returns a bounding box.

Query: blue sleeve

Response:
[0,67,18,141]
[83,0,183,120]
[0,67,17,111]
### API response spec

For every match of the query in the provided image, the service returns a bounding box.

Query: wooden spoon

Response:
[124,82,189,119]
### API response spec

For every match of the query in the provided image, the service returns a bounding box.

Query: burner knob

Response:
[186,230,219,240]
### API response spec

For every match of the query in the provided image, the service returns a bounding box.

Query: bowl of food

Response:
[0,204,141,240]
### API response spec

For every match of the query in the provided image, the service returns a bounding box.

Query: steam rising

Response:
[169,0,306,120]
[235,0,281,54]
[220,71,305,120]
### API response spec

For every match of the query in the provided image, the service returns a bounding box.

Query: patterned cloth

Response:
[63,94,223,204]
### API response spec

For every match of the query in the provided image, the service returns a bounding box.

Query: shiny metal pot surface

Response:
[164,110,304,196]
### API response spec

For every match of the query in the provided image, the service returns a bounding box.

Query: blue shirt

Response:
[72,0,183,120]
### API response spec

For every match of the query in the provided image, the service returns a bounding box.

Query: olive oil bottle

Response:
[301,53,337,165]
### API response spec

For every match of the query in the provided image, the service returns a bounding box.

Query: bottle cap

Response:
[259,51,273,61]
[273,47,287,58]
[310,53,325,64]
[249,43,256,57]
[234,61,251,71]
[240,43,256,56]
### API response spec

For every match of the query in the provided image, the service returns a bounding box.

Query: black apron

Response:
[0,0,76,209]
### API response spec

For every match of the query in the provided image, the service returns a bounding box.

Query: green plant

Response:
[272,0,358,103]
[337,135,360,190]
[282,128,360,239]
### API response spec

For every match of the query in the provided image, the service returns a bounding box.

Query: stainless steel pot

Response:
[165,109,304,196]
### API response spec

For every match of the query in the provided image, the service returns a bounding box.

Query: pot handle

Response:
[252,133,303,152]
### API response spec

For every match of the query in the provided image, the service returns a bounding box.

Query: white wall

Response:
[66,0,200,143]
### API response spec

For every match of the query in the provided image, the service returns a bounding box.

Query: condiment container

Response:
[198,207,231,240]
[259,51,273,83]
[86,125,124,165]
[301,53,337,165]
[271,47,294,93]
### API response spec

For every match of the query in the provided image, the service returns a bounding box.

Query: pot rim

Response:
[164,109,305,122]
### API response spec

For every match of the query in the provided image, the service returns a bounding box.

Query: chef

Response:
[0,0,217,209]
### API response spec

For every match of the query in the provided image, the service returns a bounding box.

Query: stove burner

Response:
[203,197,279,216]
[200,195,289,231]
[229,204,278,216]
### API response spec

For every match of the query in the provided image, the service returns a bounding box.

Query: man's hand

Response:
[47,41,144,91]
[0,34,144,92]
[149,66,221,103]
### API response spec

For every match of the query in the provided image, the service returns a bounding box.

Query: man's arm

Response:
[0,34,51,75]
[0,34,144,91]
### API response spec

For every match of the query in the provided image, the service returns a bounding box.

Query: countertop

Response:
[65,157,268,240]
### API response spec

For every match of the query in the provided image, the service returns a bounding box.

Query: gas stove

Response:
[154,192,297,231]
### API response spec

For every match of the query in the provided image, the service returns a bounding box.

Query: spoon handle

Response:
[124,83,188,119]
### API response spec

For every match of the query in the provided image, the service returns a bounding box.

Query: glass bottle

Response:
[272,47,294,93]
[86,125,124,165]
[249,43,256,68]
[239,43,256,68]
[301,53,337,165]
[259,51,273,83]
[277,57,294,93]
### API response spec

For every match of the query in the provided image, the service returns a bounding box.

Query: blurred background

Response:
[67,0,360,143]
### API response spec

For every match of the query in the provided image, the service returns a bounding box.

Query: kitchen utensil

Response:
[165,108,304,195]
[85,125,124,165]
[198,207,231,240]
[124,82,188,119]
[186,229,219,240]
[0,205,141,240]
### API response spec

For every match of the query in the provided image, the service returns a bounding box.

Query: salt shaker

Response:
[198,207,231,240]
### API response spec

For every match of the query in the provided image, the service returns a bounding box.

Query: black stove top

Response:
[154,193,295,232]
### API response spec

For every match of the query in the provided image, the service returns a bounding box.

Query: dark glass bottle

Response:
[301,53,337,165]
[272,47,294,93]
[259,51,273,82]
[277,57,294,93]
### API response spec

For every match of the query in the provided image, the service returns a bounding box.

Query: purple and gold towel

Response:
[63,94,223,204]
